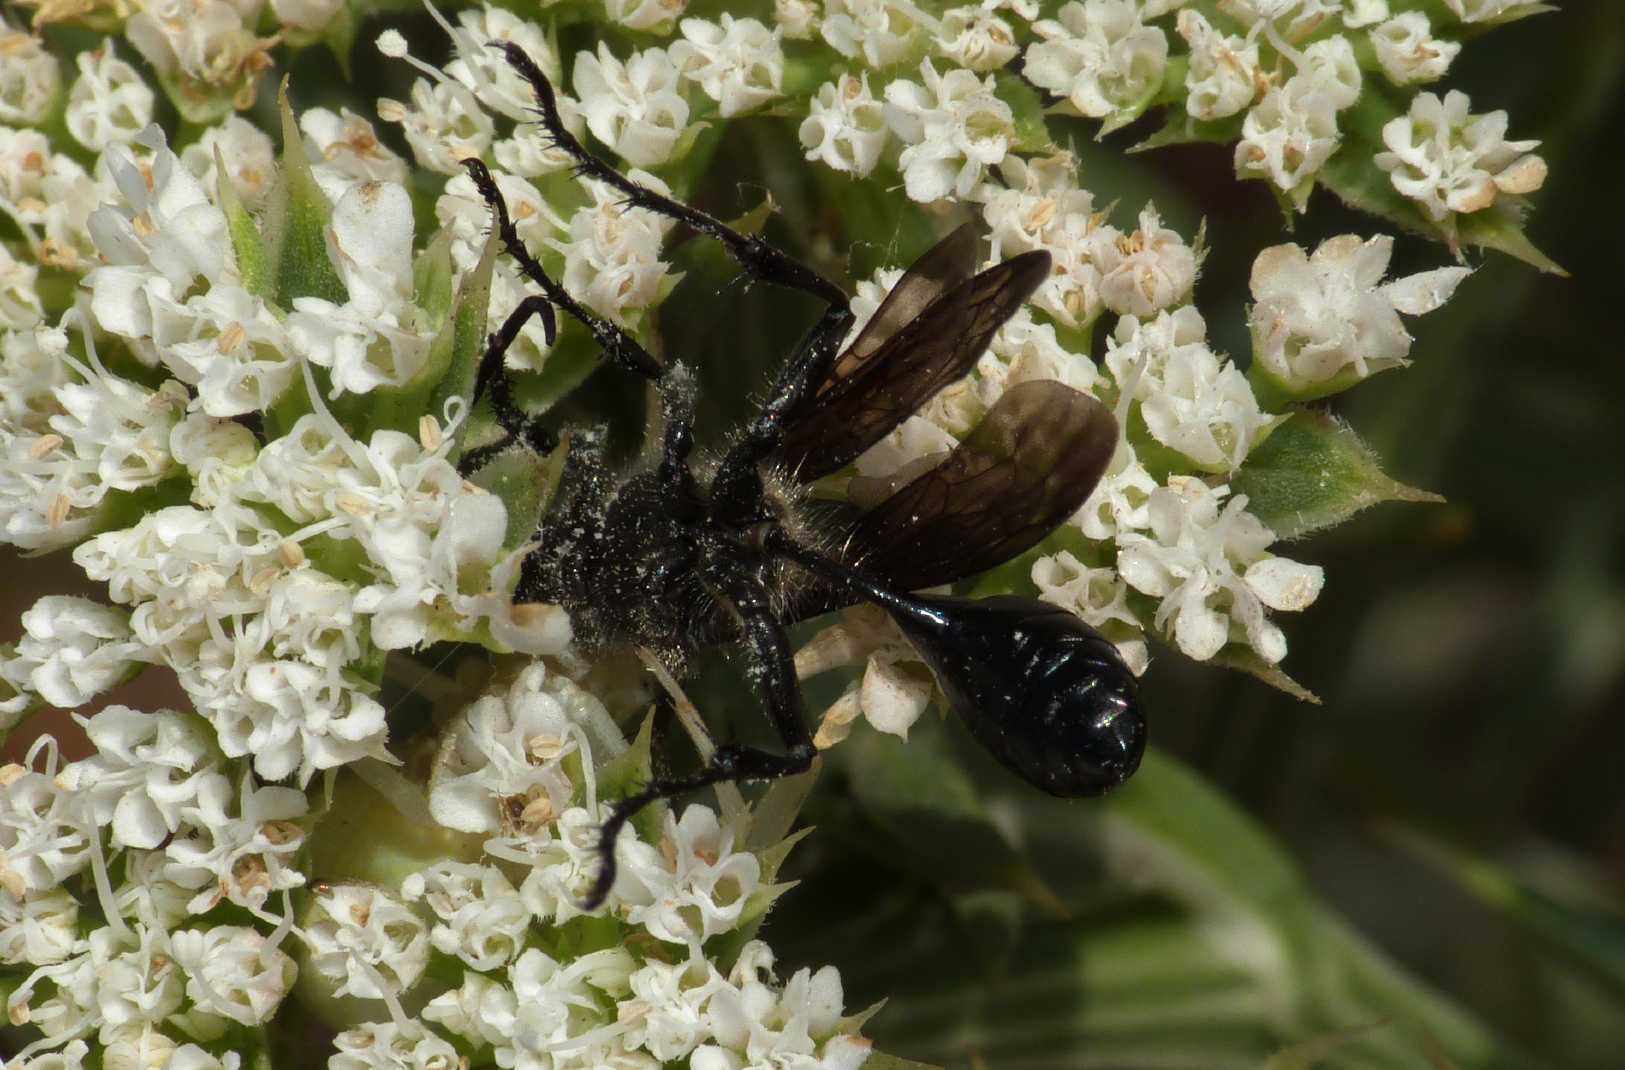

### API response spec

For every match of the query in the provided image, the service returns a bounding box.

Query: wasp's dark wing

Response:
[776,248,1051,481]
[841,380,1117,593]
[820,223,979,390]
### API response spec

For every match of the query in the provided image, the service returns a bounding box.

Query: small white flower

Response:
[979,153,1109,328]
[64,43,154,152]
[821,0,930,70]
[163,769,308,912]
[1374,89,1546,221]
[552,169,681,325]
[885,59,1015,203]
[148,284,295,418]
[1072,442,1157,542]
[1370,13,1460,85]
[775,0,820,39]
[1176,10,1260,121]
[124,0,275,104]
[620,805,761,945]
[95,923,184,1032]
[573,43,691,168]
[1218,0,1341,38]
[422,971,516,1047]
[1106,308,1273,472]
[376,71,494,176]
[619,957,725,1061]
[285,182,431,398]
[671,16,784,117]
[271,0,344,33]
[1117,478,1322,663]
[605,0,686,33]
[499,947,633,1062]
[401,862,529,971]
[935,4,1021,72]
[1026,0,1168,123]
[165,410,260,509]
[305,884,429,1001]
[331,1021,462,1070]
[0,598,148,713]
[301,107,410,186]
[800,73,890,178]
[0,23,62,127]
[87,125,232,293]
[169,925,296,1025]
[1233,74,1341,196]
[429,664,603,838]
[1341,0,1389,28]
[700,941,866,1069]
[0,243,42,330]
[1250,233,1472,392]
[1443,0,1546,23]
[1300,34,1363,112]
[58,705,212,851]
[0,885,79,966]
[178,116,276,206]
[1094,204,1198,318]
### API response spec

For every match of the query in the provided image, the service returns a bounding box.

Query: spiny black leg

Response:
[496,42,846,308]
[476,293,556,404]
[463,157,664,382]
[581,566,815,910]
[458,294,561,477]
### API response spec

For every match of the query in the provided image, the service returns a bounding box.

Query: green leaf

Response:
[1380,824,1625,1001]
[466,432,567,551]
[1263,1021,1390,1069]
[844,729,1066,914]
[262,77,349,310]
[1230,410,1443,541]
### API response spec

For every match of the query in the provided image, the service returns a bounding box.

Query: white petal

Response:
[1243,557,1324,612]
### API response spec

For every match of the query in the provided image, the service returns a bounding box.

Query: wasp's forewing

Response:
[841,380,1117,592]
[774,240,1051,482]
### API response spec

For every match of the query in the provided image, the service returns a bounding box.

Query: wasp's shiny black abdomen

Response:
[885,594,1145,797]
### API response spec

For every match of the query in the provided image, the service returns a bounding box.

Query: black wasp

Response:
[459,43,1145,907]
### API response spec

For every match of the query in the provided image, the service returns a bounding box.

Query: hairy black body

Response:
[462,43,1146,907]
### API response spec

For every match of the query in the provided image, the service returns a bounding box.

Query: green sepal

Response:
[598,709,665,846]
[1130,103,1247,153]
[862,1053,946,1070]
[213,145,273,301]
[151,69,239,127]
[1321,90,1564,274]
[467,433,568,552]
[996,72,1055,154]
[1231,410,1443,541]
[1210,644,1322,704]
[262,77,349,309]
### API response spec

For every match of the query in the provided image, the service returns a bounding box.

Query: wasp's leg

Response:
[457,295,562,477]
[464,158,664,382]
[496,43,846,309]
[582,567,814,910]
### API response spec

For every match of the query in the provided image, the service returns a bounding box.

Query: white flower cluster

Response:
[0,646,867,1068]
[782,0,1551,234]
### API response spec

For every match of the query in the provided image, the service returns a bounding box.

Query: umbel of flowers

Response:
[0,0,1555,1065]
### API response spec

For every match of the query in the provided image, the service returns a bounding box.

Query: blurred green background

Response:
[4,1,1622,1067]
